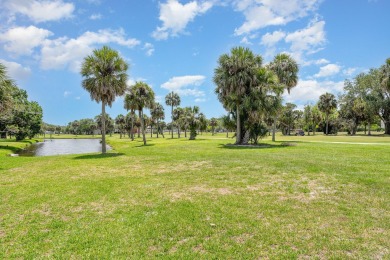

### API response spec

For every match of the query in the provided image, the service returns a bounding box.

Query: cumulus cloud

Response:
[314,64,341,78]
[285,20,326,53]
[143,43,155,56]
[283,79,344,104]
[0,59,31,80]
[40,28,140,71]
[152,0,213,40]
[0,26,52,56]
[5,0,74,23]
[261,30,286,46]
[233,0,321,35]
[161,75,206,97]
[89,13,102,20]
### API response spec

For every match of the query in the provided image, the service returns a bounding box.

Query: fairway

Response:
[1,134,389,258]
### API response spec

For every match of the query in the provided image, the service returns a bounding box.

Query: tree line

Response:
[0,63,43,140]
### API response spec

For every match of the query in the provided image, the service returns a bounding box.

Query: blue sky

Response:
[0,0,389,125]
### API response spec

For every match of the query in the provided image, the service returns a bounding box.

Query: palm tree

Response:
[172,107,184,138]
[124,91,138,141]
[318,92,337,135]
[151,102,165,138]
[186,106,201,140]
[115,114,126,139]
[214,47,262,144]
[81,46,128,153]
[221,113,235,137]
[165,91,181,138]
[268,53,299,141]
[209,117,218,135]
[128,82,155,145]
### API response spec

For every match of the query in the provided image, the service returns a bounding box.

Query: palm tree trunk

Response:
[140,109,146,145]
[326,114,329,135]
[157,120,159,138]
[150,125,153,138]
[131,117,134,141]
[171,105,174,139]
[101,102,107,154]
[272,116,276,142]
[236,106,241,144]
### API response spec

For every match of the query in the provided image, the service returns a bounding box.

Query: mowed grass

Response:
[0,133,389,258]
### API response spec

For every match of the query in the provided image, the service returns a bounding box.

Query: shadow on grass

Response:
[0,145,22,153]
[73,153,125,160]
[134,143,156,148]
[219,142,297,150]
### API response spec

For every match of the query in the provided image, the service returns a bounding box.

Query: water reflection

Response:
[18,139,111,156]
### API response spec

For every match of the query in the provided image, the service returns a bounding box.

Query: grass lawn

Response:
[1,133,389,258]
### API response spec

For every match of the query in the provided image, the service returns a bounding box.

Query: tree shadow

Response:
[134,143,156,148]
[218,142,296,150]
[0,145,22,154]
[73,153,125,160]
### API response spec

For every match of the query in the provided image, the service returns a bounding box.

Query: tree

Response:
[318,92,337,135]
[172,107,184,138]
[124,92,138,140]
[150,102,165,138]
[115,114,126,138]
[268,53,299,141]
[81,46,128,153]
[128,82,155,145]
[209,117,218,135]
[378,58,390,134]
[303,105,313,135]
[214,47,262,144]
[221,113,236,137]
[165,91,181,138]
[185,106,202,140]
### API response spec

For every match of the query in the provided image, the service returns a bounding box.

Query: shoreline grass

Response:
[1,134,389,258]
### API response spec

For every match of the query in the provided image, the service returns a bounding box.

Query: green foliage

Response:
[81,45,128,153]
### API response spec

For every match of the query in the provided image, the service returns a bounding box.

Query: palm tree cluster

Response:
[214,47,298,145]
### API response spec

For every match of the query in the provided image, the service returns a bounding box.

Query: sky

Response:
[0,0,389,126]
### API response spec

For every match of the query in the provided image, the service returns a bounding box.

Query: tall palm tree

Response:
[318,92,337,135]
[214,47,262,144]
[124,91,138,141]
[165,91,181,138]
[115,114,126,139]
[209,117,218,135]
[268,53,299,141]
[151,102,165,138]
[81,46,128,153]
[128,82,155,145]
[172,107,184,138]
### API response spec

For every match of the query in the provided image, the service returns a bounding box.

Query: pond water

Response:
[18,139,111,156]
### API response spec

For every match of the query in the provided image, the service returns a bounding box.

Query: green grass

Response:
[1,133,389,258]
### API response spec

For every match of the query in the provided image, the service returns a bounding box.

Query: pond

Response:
[18,139,111,156]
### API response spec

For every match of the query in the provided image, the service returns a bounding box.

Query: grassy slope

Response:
[0,133,389,258]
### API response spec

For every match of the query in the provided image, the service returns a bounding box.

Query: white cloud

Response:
[195,98,206,102]
[5,0,74,23]
[240,36,252,45]
[161,75,205,97]
[233,0,321,35]
[143,43,154,56]
[0,26,52,55]
[261,30,286,46]
[0,59,31,80]
[283,79,344,104]
[126,77,147,87]
[314,64,341,78]
[152,0,213,40]
[89,13,102,20]
[40,28,140,71]
[343,67,357,76]
[285,20,326,53]
[315,58,329,65]
[64,91,72,97]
